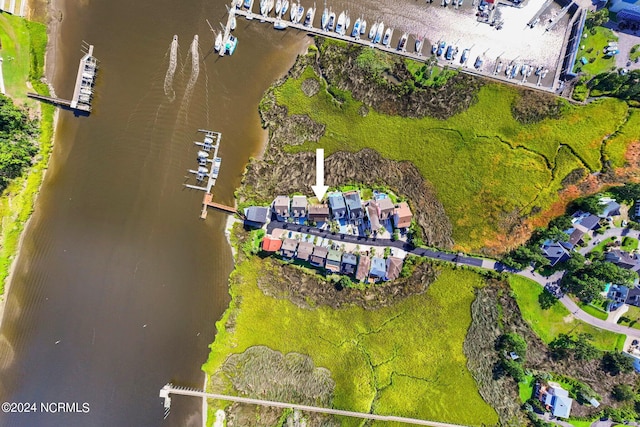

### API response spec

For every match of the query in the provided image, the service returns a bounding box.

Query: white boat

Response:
[397,32,408,51]
[335,11,346,35]
[374,21,384,43]
[294,4,304,23]
[360,19,367,35]
[282,0,289,14]
[321,7,329,30]
[368,21,377,39]
[431,43,437,54]
[274,19,289,29]
[260,0,269,16]
[268,0,274,13]
[345,13,350,33]
[276,0,282,14]
[290,1,297,20]
[304,6,315,27]
[382,27,393,47]
[327,11,336,31]
[415,38,423,55]
[214,33,223,52]
[352,18,361,38]
[231,15,237,30]
[225,35,238,55]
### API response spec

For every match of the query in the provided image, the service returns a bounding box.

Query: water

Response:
[0,0,308,425]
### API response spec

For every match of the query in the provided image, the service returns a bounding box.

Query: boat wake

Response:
[163,35,179,102]
[177,35,200,123]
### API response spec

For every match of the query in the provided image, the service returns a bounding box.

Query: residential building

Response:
[605,249,639,270]
[541,240,571,266]
[571,211,601,232]
[343,191,365,223]
[627,286,640,308]
[599,199,621,218]
[272,196,291,221]
[538,382,573,419]
[310,246,328,267]
[567,228,585,248]
[262,236,282,252]
[366,201,381,232]
[296,242,314,262]
[341,253,358,275]
[308,204,330,223]
[394,202,413,229]
[370,257,387,280]
[385,257,403,281]
[607,284,630,312]
[376,197,395,221]
[281,238,298,259]
[244,206,270,228]
[326,249,342,273]
[609,0,640,23]
[356,255,371,282]
[291,195,308,220]
[327,193,347,220]
[635,200,640,220]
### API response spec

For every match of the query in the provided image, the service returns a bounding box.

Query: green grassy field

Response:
[619,305,640,330]
[203,260,499,427]
[0,13,39,107]
[622,236,638,252]
[274,64,627,251]
[590,236,616,255]
[574,26,618,76]
[605,108,640,169]
[578,301,609,320]
[519,374,535,402]
[0,16,52,294]
[508,275,623,350]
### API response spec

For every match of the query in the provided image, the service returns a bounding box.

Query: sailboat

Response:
[290,1,297,20]
[335,11,346,35]
[327,10,336,31]
[214,33,223,52]
[260,0,269,16]
[304,4,315,27]
[352,18,361,38]
[397,33,408,51]
[276,0,282,14]
[295,3,304,23]
[368,21,378,39]
[268,0,275,13]
[230,15,237,30]
[282,0,289,14]
[373,21,384,43]
[382,27,393,47]
[360,19,367,35]
[321,5,329,30]
[345,13,351,34]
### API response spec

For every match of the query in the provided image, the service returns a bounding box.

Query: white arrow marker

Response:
[311,148,329,201]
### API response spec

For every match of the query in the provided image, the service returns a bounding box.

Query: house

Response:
[376,197,395,222]
[327,193,347,220]
[291,195,308,220]
[607,284,630,312]
[599,199,621,218]
[262,236,282,252]
[310,246,328,267]
[571,211,601,232]
[394,202,413,229]
[627,286,640,308]
[308,204,330,223]
[541,240,571,266]
[296,242,314,262]
[538,382,573,419]
[366,201,381,232]
[605,249,639,270]
[272,196,291,221]
[385,257,403,281]
[567,228,586,247]
[325,249,342,273]
[343,191,365,224]
[369,257,387,280]
[356,255,371,282]
[341,253,358,275]
[281,238,298,259]
[244,206,270,228]
[635,200,640,220]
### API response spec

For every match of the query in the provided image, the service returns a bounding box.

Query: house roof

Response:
[312,246,328,258]
[605,249,638,269]
[579,214,601,230]
[551,395,573,419]
[377,198,395,216]
[395,202,412,228]
[327,193,346,210]
[274,195,290,208]
[608,284,630,301]
[541,241,570,266]
[262,236,282,252]
[386,257,403,281]
[342,252,357,266]
[568,228,585,246]
[367,202,381,230]
[356,255,371,281]
[281,238,298,252]
[600,200,621,218]
[343,191,363,211]
[296,242,314,260]
[327,249,342,262]
[370,257,386,277]
[308,204,329,216]
[291,195,308,209]
[245,206,269,224]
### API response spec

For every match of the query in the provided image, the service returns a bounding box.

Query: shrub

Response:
[612,384,635,401]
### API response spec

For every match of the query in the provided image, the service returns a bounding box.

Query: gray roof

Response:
[579,214,601,230]
[327,193,346,210]
[541,241,570,266]
[551,395,573,419]
[312,246,328,258]
[370,257,386,277]
[291,195,308,209]
[342,252,357,266]
[343,191,363,211]
[296,242,314,260]
[601,201,621,217]
[245,206,269,224]
[281,238,298,252]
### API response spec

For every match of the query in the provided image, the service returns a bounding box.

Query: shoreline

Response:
[0,0,61,324]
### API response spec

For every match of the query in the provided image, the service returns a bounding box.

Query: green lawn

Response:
[590,236,616,255]
[0,13,39,107]
[574,26,618,76]
[274,64,627,251]
[569,418,598,427]
[578,301,609,320]
[519,374,535,402]
[618,304,640,330]
[622,236,638,252]
[508,275,623,350]
[203,260,499,427]
[630,45,640,62]
[605,109,640,169]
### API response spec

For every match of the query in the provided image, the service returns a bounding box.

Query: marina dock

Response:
[28,44,97,113]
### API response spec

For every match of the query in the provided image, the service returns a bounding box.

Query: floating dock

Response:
[28,43,97,113]
[184,130,237,219]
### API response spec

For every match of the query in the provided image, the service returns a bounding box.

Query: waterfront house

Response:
[262,236,282,252]
[571,211,601,232]
[273,196,291,221]
[541,240,571,266]
[281,238,298,259]
[605,249,640,271]
[376,197,395,222]
[341,253,358,275]
[394,202,413,229]
[366,201,381,232]
[291,195,308,220]
[310,246,329,267]
[537,382,573,419]
[385,257,403,281]
[308,204,330,224]
[325,249,343,273]
[599,199,621,218]
[370,257,387,280]
[244,206,270,228]
[296,241,314,262]
[356,255,371,282]
[327,193,347,220]
[344,191,365,224]
[607,284,630,312]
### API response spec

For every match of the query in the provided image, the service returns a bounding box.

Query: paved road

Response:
[267,221,640,338]
[578,226,640,256]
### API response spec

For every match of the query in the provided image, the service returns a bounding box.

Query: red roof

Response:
[262,236,282,252]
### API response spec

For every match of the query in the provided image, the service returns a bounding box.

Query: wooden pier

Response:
[221,1,559,92]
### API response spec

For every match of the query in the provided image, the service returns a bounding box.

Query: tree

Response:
[571,195,604,215]
[502,358,526,382]
[538,288,558,309]
[549,333,574,359]
[498,333,527,359]
[602,352,634,375]
[573,333,601,361]
[612,384,635,401]
[586,8,609,28]
[548,215,573,232]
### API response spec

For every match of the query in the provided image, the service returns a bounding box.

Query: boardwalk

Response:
[160,384,473,427]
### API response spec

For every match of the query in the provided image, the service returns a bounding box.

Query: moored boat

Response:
[415,38,423,55]
[397,33,408,51]
[214,33,223,52]
[321,7,329,30]
[360,19,367,35]
[225,35,238,55]
[368,21,378,39]
[382,27,393,47]
[335,11,346,35]
[374,21,384,43]
[260,0,269,16]
[290,1,297,20]
[304,6,315,27]
[352,18,361,38]
[276,0,282,14]
[268,0,274,13]
[244,0,251,9]
[295,4,304,23]
[327,11,336,31]
[274,19,289,29]
[282,0,289,14]
[231,15,237,30]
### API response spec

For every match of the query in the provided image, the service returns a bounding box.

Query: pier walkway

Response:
[159,383,473,427]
